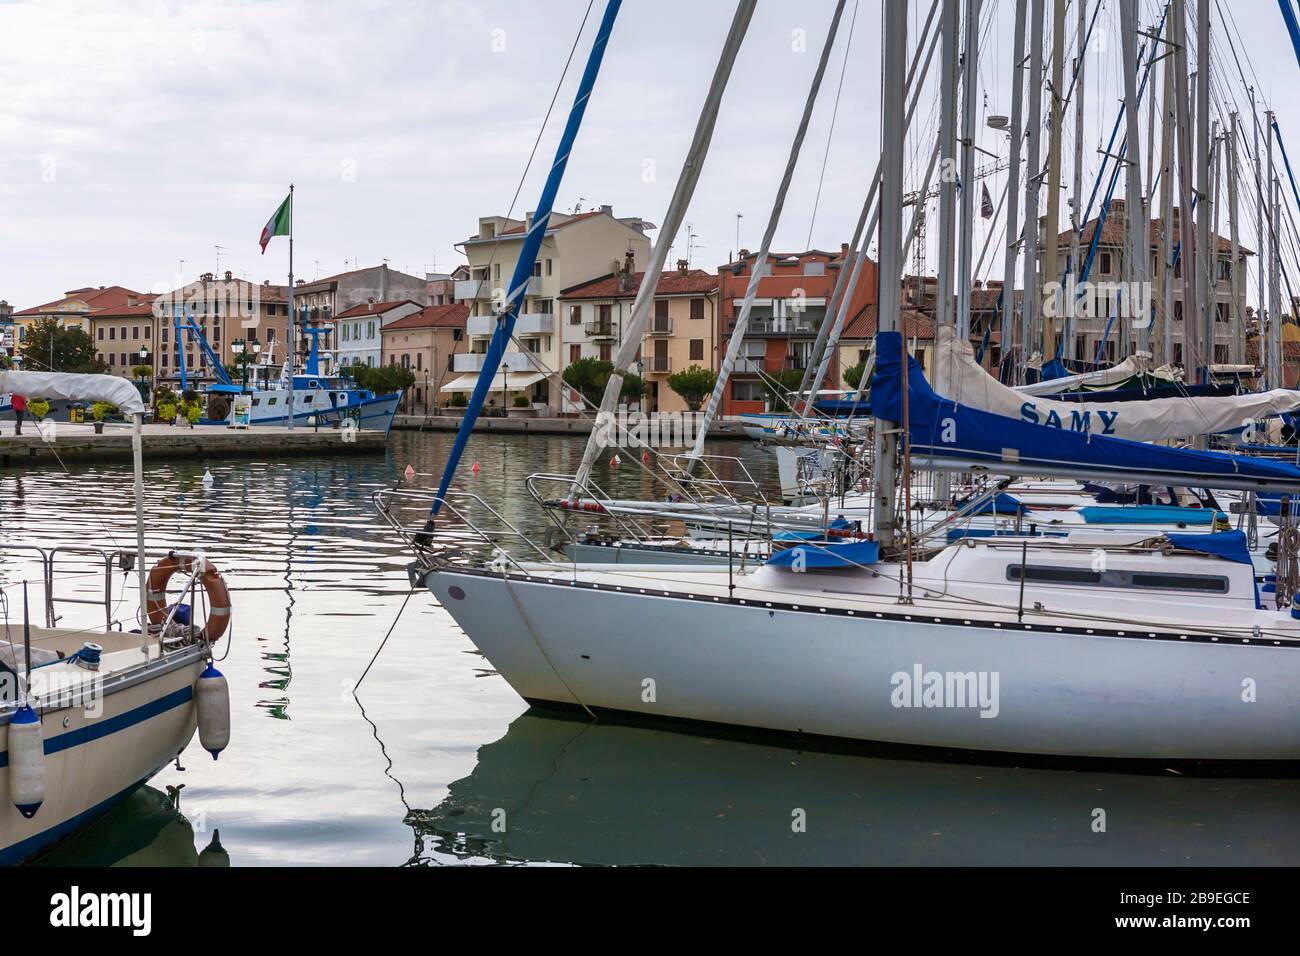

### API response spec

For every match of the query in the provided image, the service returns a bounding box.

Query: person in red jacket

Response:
[10,393,26,435]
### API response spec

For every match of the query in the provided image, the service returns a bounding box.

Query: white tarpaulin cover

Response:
[0,369,146,415]
[1012,354,1152,396]
[930,325,1300,441]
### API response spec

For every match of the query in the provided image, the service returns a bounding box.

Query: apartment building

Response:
[0,300,12,356]
[1039,199,1253,367]
[152,272,289,385]
[717,248,877,415]
[380,303,469,413]
[293,263,427,368]
[90,295,159,377]
[557,260,719,413]
[334,299,423,368]
[10,285,148,355]
[425,266,470,306]
[455,204,653,413]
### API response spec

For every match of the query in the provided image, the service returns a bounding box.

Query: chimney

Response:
[224,270,233,281]
[676,259,689,275]
[295,278,305,287]
[380,263,389,301]
[840,242,849,258]
[618,249,635,292]
[367,296,375,311]
[600,204,613,216]
[739,248,750,259]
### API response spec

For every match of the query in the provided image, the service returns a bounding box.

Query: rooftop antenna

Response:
[214,244,225,275]
[734,212,742,261]
[314,259,320,280]
[574,197,585,214]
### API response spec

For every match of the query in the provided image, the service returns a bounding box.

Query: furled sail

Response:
[873,331,1300,493]
[930,325,1298,440]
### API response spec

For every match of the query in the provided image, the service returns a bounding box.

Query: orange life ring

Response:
[146,554,231,642]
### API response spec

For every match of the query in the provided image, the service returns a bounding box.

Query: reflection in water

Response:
[34,786,229,867]
[409,711,1300,866]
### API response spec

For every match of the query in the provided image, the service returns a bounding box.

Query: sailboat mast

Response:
[873,0,909,550]
[1020,0,1045,376]
[687,0,848,464]
[1120,0,1150,355]
[1042,0,1065,361]
[1171,0,1198,379]
[1159,49,1175,366]
[571,0,758,492]
[956,0,982,339]
[1194,0,1212,384]
[1069,0,1086,364]
[1001,0,1028,381]
[936,0,959,332]
[1229,112,1243,365]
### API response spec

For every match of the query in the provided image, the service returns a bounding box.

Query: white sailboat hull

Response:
[0,644,205,864]
[425,568,1300,762]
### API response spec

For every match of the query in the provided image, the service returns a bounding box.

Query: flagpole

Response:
[286,183,295,430]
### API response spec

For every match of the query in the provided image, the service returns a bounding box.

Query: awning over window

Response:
[440,371,546,393]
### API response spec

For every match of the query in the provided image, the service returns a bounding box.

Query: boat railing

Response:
[0,544,208,632]
[657,453,768,505]
[523,473,676,547]
[373,488,558,574]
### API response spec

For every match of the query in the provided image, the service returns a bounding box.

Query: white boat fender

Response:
[196,662,230,760]
[10,703,45,818]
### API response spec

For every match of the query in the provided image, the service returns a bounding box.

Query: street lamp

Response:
[136,346,150,402]
[501,359,509,416]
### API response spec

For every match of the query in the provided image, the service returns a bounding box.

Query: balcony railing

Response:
[453,350,548,374]
[647,355,672,374]
[649,317,672,335]
[734,356,765,374]
[467,312,555,338]
[455,279,493,300]
[584,320,615,338]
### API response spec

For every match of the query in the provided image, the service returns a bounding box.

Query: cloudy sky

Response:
[2,0,1297,309]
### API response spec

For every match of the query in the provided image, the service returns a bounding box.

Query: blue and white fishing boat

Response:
[175,316,401,434]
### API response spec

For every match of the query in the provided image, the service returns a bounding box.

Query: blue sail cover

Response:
[872,331,1300,493]
[766,539,880,570]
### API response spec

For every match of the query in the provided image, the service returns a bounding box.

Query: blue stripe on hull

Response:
[1,686,195,864]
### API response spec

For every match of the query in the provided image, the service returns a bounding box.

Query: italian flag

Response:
[259,193,292,254]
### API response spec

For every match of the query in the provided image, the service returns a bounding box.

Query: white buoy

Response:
[403,464,416,482]
[9,703,45,818]
[196,662,230,760]
[202,470,215,488]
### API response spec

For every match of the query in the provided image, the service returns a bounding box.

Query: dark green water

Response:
[5,431,1300,866]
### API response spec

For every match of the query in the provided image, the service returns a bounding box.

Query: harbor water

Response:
[4,431,1299,866]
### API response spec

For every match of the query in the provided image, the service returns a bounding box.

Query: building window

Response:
[546,259,553,276]
[690,339,704,361]
[97,327,104,340]
[109,327,116,340]
[144,326,151,339]
[598,304,612,324]
[1099,252,1112,275]
[599,343,612,362]
[109,353,116,366]
[690,298,705,320]
[655,300,669,321]
[569,344,581,364]
[732,380,764,402]
[570,305,581,325]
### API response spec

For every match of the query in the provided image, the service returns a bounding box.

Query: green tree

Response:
[562,357,613,407]
[346,362,415,395]
[665,364,717,411]
[761,369,806,412]
[842,361,868,390]
[19,319,104,373]
[561,358,645,408]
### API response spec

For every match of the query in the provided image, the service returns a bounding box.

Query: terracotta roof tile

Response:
[381,303,470,331]
[333,299,422,320]
[559,269,718,299]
